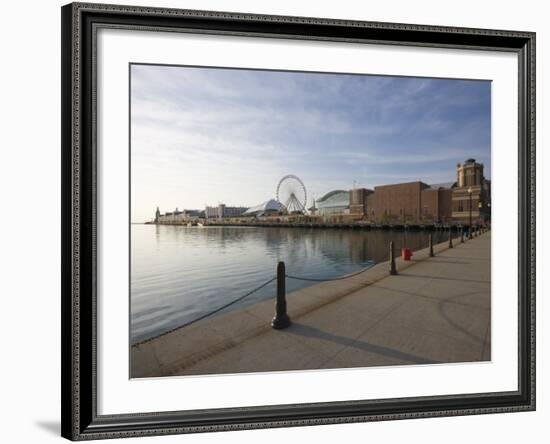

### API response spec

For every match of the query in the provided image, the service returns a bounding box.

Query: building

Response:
[204,206,219,219]
[155,208,201,224]
[158,208,186,224]
[349,188,374,218]
[367,181,428,223]
[420,185,454,224]
[316,190,350,216]
[451,159,491,224]
[219,204,248,219]
[205,204,248,220]
[152,159,490,226]
[361,159,490,225]
[183,209,201,220]
[365,181,458,224]
[243,199,284,217]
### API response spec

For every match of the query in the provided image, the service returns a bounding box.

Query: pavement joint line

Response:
[378,317,486,350]
[370,285,491,310]
[315,294,418,367]
[397,274,490,285]
[298,234,491,370]
[132,233,491,377]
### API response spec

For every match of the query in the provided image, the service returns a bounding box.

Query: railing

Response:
[272,226,489,330]
[137,224,491,343]
[285,261,376,283]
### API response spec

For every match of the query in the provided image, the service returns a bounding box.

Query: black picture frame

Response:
[61,2,536,440]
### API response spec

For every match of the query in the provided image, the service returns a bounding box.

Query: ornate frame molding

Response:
[61,2,535,440]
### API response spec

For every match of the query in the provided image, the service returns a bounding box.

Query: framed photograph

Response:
[61,2,535,440]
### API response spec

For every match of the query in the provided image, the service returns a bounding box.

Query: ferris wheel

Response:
[276,175,307,214]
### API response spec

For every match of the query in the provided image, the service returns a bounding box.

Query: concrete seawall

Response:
[131,231,490,378]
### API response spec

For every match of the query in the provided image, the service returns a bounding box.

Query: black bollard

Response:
[272,261,291,329]
[429,234,434,257]
[390,241,397,275]
[449,229,453,248]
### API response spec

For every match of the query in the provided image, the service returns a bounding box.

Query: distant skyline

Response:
[131,64,491,222]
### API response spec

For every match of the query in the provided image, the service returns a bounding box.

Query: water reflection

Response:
[131,225,448,343]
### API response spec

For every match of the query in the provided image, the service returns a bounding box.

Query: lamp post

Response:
[468,187,472,239]
[478,201,483,228]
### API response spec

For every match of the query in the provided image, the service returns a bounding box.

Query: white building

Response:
[243,199,284,217]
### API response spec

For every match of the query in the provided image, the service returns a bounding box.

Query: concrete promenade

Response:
[131,231,491,378]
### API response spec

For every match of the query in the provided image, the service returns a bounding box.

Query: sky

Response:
[131,64,491,222]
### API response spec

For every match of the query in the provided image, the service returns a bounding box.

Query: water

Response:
[131,225,449,344]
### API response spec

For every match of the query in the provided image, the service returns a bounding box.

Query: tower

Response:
[456,158,484,187]
[155,206,160,224]
[452,159,490,224]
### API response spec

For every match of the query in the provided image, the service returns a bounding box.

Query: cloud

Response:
[130,64,491,222]
[340,148,489,166]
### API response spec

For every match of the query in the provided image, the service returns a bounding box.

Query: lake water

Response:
[131,225,449,344]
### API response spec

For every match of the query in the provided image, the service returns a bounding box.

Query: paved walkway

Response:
[132,232,491,377]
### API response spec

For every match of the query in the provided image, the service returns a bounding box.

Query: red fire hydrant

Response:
[401,248,412,261]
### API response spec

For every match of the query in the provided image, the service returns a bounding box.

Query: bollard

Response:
[460,226,464,243]
[428,234,434,257]
[272,261,291,329]
[448,230,453,248]
[390,241,397,275]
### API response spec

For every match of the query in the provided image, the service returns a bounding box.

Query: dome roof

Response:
[316,190,349,208]
[243,199,284,215]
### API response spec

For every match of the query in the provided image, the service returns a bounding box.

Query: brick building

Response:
[348,158,490,225]
[367,181,426,223]
[451,159,491,224]
[349,188,374,217]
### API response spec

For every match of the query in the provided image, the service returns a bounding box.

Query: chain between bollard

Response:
[273,260,376,330]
